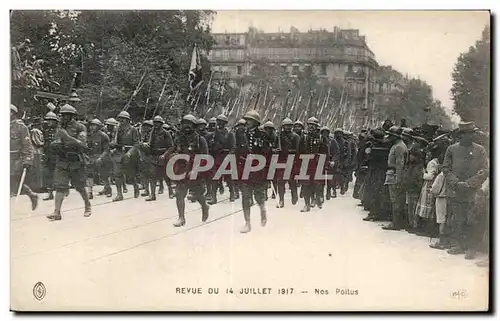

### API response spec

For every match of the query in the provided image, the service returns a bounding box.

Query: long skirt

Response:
[416,181,435,219]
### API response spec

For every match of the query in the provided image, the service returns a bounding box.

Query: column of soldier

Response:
[11,102,361,234]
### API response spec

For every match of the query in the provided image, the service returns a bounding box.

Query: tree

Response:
[451,25,490,131]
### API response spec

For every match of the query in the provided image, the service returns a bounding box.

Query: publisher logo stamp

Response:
[33,282,46,301]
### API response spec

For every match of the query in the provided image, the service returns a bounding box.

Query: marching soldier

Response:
[231,118,247,201]
[161,114,210,227]
[263,121,278,201]
[275,118,300,207]
[110,111,140,201]
[321,126,338,200]
[236,110,270,233]
[87,118,110,199]
[216,114,236,201]
[299,117,329,212]
[10,104,39,210]
[333,128,348,195]
[46,104,91,220]
[141,116,173,201]
[42,112,59,201]
[207,117,217,133]
[139,120,154,197]
[162,122,176,198]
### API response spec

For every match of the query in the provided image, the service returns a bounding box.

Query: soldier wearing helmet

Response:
[10,104,39,210]
[41,111,60,201]
[160,114,210,227]
[87,118,111,199]
[140,115,173,201]
[235,109,270,234]
[140,120,154,142]
[110,110,140,201]
[298,117,329,212]
[206,113,236,204]
[207,117,217,133]
[46,104,91,220]
[320,126,339,200]
[293,120,305,138]
[274,117,300,208]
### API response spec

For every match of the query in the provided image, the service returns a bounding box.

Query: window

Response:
[237,66,242,75]
[292,65,299,75]
[320,64,327,75]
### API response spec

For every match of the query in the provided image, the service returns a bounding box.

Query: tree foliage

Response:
[10,10,216,123]
[451,25,490,130]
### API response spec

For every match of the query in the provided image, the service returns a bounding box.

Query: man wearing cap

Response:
[442,121,489,259]
[141,116,173,201]
[46,104,91,220]
[10,104,39,210]
[299,117,329,212]
[382,126,408,230]
[161,114,209,227]
[42,112,60,200]
[235,110,270,233]
[110,111,140,201]
[87,118,110,199]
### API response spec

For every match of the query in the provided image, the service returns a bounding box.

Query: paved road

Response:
[10,186,488,311]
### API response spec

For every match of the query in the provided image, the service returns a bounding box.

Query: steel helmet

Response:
[143,120,153,127]
[105,118,118,126]
[44,112,59,122]
[294,120,304,128]
[282,118,293,126]
[162,123,171,130]
[243,110,261,123]
[237,118,246,125]
[182,114,198,125]
[153,115,165,124]
[216,114,228,122]
[10,104,18,113]
[307,117,320,126]
[197,118,207,125]
[60,104,77,115]
[263,121,275,129]
[117,111,131,120]
[90,118,102,126]
[209,117,217,124]
[320,126,330,133]
[334,128,343,133]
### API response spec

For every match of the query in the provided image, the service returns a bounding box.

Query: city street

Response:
[10,186,489,311]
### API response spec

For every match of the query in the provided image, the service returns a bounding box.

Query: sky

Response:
[210,10,490,114]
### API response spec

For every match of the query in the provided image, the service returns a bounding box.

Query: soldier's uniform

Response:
[10,104,38,210]
[142,116,173,201]
[263,121,278,201]
[320,126,338,200]
[236,110,271,233]
[275,118,300,207]
[42,112,59,201]
[46,104,91,220]
[86,118,111,199]
[195,118,212,203]
[139,120,154,196]
[110,111,140,201]
[299,117,329,212]
[162,114,209,227]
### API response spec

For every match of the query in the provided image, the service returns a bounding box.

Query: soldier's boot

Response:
[146,180,157,201]
[299,186,304,199]
[122,180,128,193]
[326,186,332,200]
[197,196,210,222]
[207,182,218,205]
[104,182,112,197]
[43,190,54,201]
[228,183,236,202]
[76,187,92,217]
[316,192,323,209]
[113,179,124,202]
[310,193,316,208]
[218,181,224,195]
[301,196,311,212]
[133,183,140,198]
[277,191,285,208]
[158,180,164,194]
[168,184,175,199]
[173,197,186,227]
[22,185,38,211]
[259,204,267,227]
[47,191,65,220]
[240,207,251,233]
[141,179,150,197]
[291,189,298,205]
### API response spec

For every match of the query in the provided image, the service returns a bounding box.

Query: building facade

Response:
[208,27,379,121]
